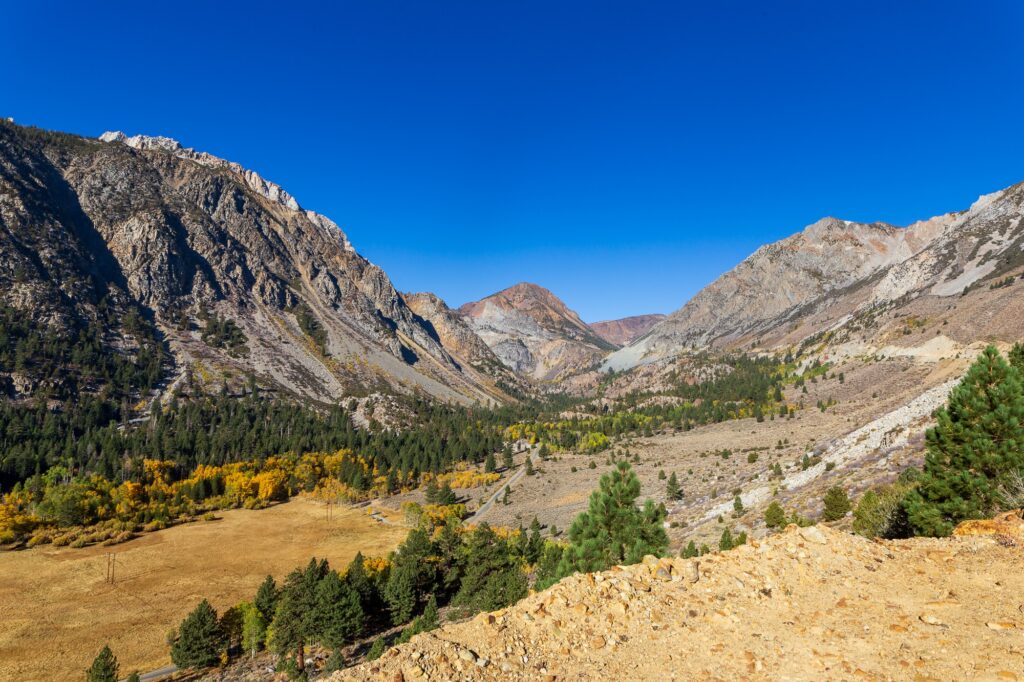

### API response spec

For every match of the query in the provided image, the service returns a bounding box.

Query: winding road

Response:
[466,457,529,524]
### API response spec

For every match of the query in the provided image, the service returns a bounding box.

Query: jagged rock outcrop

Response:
[607,182,1024,370]
[405,292,527,399]
[334,523,1024,681]
[458,283,616,381]
[0,121,501,404]
[589,313,665,347]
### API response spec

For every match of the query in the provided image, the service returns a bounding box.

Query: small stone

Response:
[799,526,828,545]
[458,648,478,662]
[591,635,606,649]
[402,665,423,679]
[986,621,1018,631]
[918,614,946,627]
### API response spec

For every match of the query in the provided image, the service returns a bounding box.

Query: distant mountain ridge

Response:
[589,314,666,347]
[606,182,1024,370]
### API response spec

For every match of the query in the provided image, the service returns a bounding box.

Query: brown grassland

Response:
[0,498,407,681]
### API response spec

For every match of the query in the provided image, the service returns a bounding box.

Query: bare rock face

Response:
[458,283,616,381]
[607,183,1024,370]
[0,121,500,404]
[404,292,527,399]
[589,313,666,347]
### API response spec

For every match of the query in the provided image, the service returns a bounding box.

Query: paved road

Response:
[131,665,176,682]
[466,462,527,523]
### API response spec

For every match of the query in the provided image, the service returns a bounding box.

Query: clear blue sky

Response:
[4,2,1024,322]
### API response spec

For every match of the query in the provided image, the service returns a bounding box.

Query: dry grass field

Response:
[0,498,407,681]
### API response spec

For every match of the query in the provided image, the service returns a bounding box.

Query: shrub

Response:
[822,486,851,521]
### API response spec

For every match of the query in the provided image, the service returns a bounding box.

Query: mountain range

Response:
[3,119,1024,408]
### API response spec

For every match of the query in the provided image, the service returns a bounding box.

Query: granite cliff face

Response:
[404,292,526,399]
[589,313,665,347]
[0,121,502,404]
[606,183,1024,370]
[458,283,615,381]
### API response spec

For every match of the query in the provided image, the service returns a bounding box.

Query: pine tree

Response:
[271,561,324,674]
[719,528,734,551]
[254,575,277,622]
[822,486,851,521]
[453,523,528,613]
[436,481,457,505]
[1009,342,1024,373]
[904,346,1024,536]
[484,451,496,473]
[125,673,140,682]
[344,552,375,611]
[323,648,347,673]
[366,637,387,661]
[502,444,514,470]
[525,516,544,563]
[424,479,439,503]
[525,457,535,476]
[556,461,668,576]
[665,472,683,501]
[764,500,786,530]
[315,571,364,649]
[733,495,744,515]
[680,540,698,559]
[87,645,118,682]
[384,559,418,625]
[170,600,224,670]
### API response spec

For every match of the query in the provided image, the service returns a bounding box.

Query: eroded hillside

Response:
[334,520,1024,682]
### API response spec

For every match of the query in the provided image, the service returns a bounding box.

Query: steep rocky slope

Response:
[459,283,616,381]
[607,182,1024,370]
[0,121,499,405]
[335,520,1024,682]
[404,292,526,400]
[588,313,665,347]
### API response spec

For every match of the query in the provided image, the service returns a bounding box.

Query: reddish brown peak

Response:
[459,282,572,317]
[590,313,667,346]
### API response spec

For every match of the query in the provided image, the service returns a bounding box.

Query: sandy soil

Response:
[0,498,407,681]
[335,523,1024,682]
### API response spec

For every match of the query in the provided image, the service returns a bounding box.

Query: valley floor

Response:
[0,498,407,682]
[446,350,975,550]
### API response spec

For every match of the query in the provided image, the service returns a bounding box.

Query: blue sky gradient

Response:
[4,1,1024,321]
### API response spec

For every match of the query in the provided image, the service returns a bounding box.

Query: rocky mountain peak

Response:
[0,120,501,404]
[458,283,614,381]
[606,178,1024,371]
[99,130,355,253]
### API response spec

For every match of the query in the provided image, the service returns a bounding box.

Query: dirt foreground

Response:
[0,499,406,681]
[335,521,1024,682]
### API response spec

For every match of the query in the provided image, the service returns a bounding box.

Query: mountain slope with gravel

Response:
[606,181,1024,370]
[334,519,1024,682]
